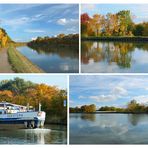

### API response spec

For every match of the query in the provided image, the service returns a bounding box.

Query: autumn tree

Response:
[80,10,148,37]
[81,13,90,36]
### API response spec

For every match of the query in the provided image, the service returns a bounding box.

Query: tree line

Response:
[70,100,148,113]
[0,77,67,124]
[81,10,148,37]
[70,104,96,113]
[27,33,79,51]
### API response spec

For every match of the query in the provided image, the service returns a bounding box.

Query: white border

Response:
[0,0,147,4]
[0,1,148,148]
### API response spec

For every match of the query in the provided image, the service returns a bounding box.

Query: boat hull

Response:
[0,111,46,128]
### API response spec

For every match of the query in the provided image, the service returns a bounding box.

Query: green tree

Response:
[133,24,144,36]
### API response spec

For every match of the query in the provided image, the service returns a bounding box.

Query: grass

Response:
[7,45,44,73]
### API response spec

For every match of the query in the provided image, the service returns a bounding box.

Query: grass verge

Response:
[7,45,44,73]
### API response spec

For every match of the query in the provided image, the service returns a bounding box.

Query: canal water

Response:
[70,113,148,144]
[17,46,79,73]
[0,124,67,144]
[81,41,148,73]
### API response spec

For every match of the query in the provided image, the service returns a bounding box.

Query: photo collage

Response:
[0,2,148,145]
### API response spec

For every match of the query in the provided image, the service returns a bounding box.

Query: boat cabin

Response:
[0,102,28,114]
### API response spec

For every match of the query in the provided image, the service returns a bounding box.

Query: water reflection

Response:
[28,45,79,59]
[81,41,148,73]
[70,113,148,144]
[0,125,67,144]
[17,46,79,73]
[127,114,148,126]
[80,114,96,122]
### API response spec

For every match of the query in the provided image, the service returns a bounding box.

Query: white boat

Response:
[0,102,46,128]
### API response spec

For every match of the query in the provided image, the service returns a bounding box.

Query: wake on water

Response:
[22,128,51,133]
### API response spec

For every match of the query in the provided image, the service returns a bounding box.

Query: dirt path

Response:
[0,48,14,73]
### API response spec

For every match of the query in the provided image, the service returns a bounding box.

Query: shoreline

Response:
[7,45,44,73]
[81,36,148,42]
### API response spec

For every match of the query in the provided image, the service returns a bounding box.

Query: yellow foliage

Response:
[2,36,8,47]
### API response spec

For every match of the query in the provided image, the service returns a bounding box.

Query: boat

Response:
[0,101,46,128]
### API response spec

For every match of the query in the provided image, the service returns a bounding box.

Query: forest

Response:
[0,77,67,124]
[70,100,148,113]
[81,10,148,37]
[27,34,79,51]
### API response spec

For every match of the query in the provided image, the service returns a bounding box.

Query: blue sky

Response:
[70,75,148,108]
[0,4,79,42]
[81,4,148,24]
[0,75,67,89]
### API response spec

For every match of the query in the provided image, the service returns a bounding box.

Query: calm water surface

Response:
[17,46,79,73]
[81,41,148,73]
[0,124,67,144]
[70,113,148,144]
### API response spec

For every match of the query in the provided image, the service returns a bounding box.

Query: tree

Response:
[57,34,65,38]
[133,24,144,36]
[81,13,91,36]
[80,104,96,113]
[0,77,35,95]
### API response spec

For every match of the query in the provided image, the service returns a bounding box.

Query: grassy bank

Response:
[81,36,148,42]
[7,45,44,73]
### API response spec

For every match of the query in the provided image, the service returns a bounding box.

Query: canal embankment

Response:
[7,45,44,73]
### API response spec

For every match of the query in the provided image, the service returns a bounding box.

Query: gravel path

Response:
[0,48,14,73]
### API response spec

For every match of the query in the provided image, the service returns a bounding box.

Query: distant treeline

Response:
[27,34,79,51]
[81,10,148,37]
[70,104,96,113]
[70,100,148,113]
[0,77,67,124]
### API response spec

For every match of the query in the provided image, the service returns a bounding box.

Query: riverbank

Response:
[0,48,14,73]
[82,36,148,42]
[7,45,44,73]
[45,115,67,125]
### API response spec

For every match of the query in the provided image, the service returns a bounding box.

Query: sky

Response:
[81,4,148,24]
[70,75,148,108]
[0,4,79,42]
[0,75,67,89]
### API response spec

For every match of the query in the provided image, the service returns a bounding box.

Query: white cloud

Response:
[24,29,45,33]
[133,95,148,104]
[89,94,117,102]
[31,37,37,40]
[112,86,128,96]
[57,18,67,25]
[78,86,127,103]
[2,14,45,27]
[2,17,30,26]
[57,18,78,26]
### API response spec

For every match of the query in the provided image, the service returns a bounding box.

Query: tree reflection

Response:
[127,114,148,126]
[28,45,79,59]
[81,41,148,69]
[80,114,96,122]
